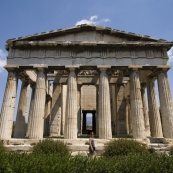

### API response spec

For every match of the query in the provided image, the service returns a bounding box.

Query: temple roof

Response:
[6,24,173,50]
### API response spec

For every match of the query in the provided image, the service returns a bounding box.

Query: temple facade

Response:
[0,24,173,140]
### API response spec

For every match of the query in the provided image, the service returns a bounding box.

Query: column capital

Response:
[156,65,171,71]
[4,65,19,72]
[97,65,111,72]
[65,65,79,72]
[33,65,48,71]
[128,65,142,71]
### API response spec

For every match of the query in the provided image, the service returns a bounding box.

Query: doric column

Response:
[77,85,82,135]
[13,78,30,138]
[117,84,127,135]
[125,97,130,134]
[44,97,51,136]
[26,86,35,137]
[61,85,67,135]
[29,66,47,139]
[98,66,112,139]
[141,85,151,137]
[49,82,62,137]
[0,66,18,140]
[110,84,117,135]
[129,68,145,139]
[157,68,173,138]
[64,67,78,139]
[147,78,163,137]
[95,85,99,136]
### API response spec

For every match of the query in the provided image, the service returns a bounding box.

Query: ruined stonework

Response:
[0,25,173,140]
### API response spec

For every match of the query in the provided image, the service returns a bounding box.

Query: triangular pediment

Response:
[6,24,169,44]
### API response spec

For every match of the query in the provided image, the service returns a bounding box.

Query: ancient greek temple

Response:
[0,25,173,140]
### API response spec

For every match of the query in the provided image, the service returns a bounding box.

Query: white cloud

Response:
[168,47,173,63]
[75,15,110,26]
[0,49,7,73]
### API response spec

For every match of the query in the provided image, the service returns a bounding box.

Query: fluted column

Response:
[77,85,82,135]
[29,67,47,139]
[147,78,163,137]
[141,86,151,137]
[129,68,145,139]
[157,69,173,138]
[0,67,18,140]
[26,86,35,137]
[64,67,77,139]
[110,84,117,135]
[98,67,112,139]
[126,97,130,134]
[14,79,30,138]
[44,97,51,136]
[96,85,99,136]
[49,82,61,137]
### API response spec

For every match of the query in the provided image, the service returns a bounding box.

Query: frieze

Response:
[55,70,68,76]
[78,70,99,76]
[108,70,122,76]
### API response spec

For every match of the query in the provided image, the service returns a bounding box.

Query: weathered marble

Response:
[29,68,46,139]
[0,70,18,139]
[141,87,151,136]
[147,79,163,137]
[14,80,30,138]
[157,70,173,138]
[26,87,35,137]
[44,99,51,136]
[98,67,112,139]
[64,68,78,139]
[130,69,145,139]
[50,82,61,136]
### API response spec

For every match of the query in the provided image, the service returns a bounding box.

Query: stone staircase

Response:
[2,138,173,156]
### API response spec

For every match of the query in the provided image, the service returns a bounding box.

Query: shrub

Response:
[169,145,173,155]
[102,139,149,157]
[32,139,70,156]
[0,141,7,154]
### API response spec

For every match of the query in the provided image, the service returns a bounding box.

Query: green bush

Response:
[0,141,7,154]
[169,145,173,155]
[32,139,70,156]
[103,139,149,157]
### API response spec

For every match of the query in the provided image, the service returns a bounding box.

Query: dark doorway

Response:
[82,110,96,135]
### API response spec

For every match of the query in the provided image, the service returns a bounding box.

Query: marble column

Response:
[130,69,145,139]
[0,68,18,140]
[29,67,47,139]
[141,86,151,137]
[98,67,112,139]
[44,98,51,136]
[26,86,35,137]
[110,84,117,135]
[64,68,77,139]
[61,85,67,135]
[147,78,163,137]
[14,79,30,138]
[157,69,173,138]
[125,97,130,134]
[117,84,127,135]
[96,85,99,136]
[49,82,61,137]
[77,85,81,135]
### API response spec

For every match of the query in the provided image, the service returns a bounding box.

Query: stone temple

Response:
[0,24,173,141]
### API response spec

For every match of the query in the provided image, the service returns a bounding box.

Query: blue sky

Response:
[0,0,173,119]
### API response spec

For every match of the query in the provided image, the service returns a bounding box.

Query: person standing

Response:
[89,132,95,159]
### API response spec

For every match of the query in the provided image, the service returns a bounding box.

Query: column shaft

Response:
[157,70,173,138]
[29,69,46,139]
[147,80,163,137]
[0,71,18,139]
[26,87,35,137]
[44,99,51,136]
[99,69,112,139]
[125,97,130,134]
[14,80,30,138]
[77,85,81,135]
[64,69,77,139]
[50,83,61,136]
[96,85,99,136]
[130,70,145,139]
[141,87,151,136]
